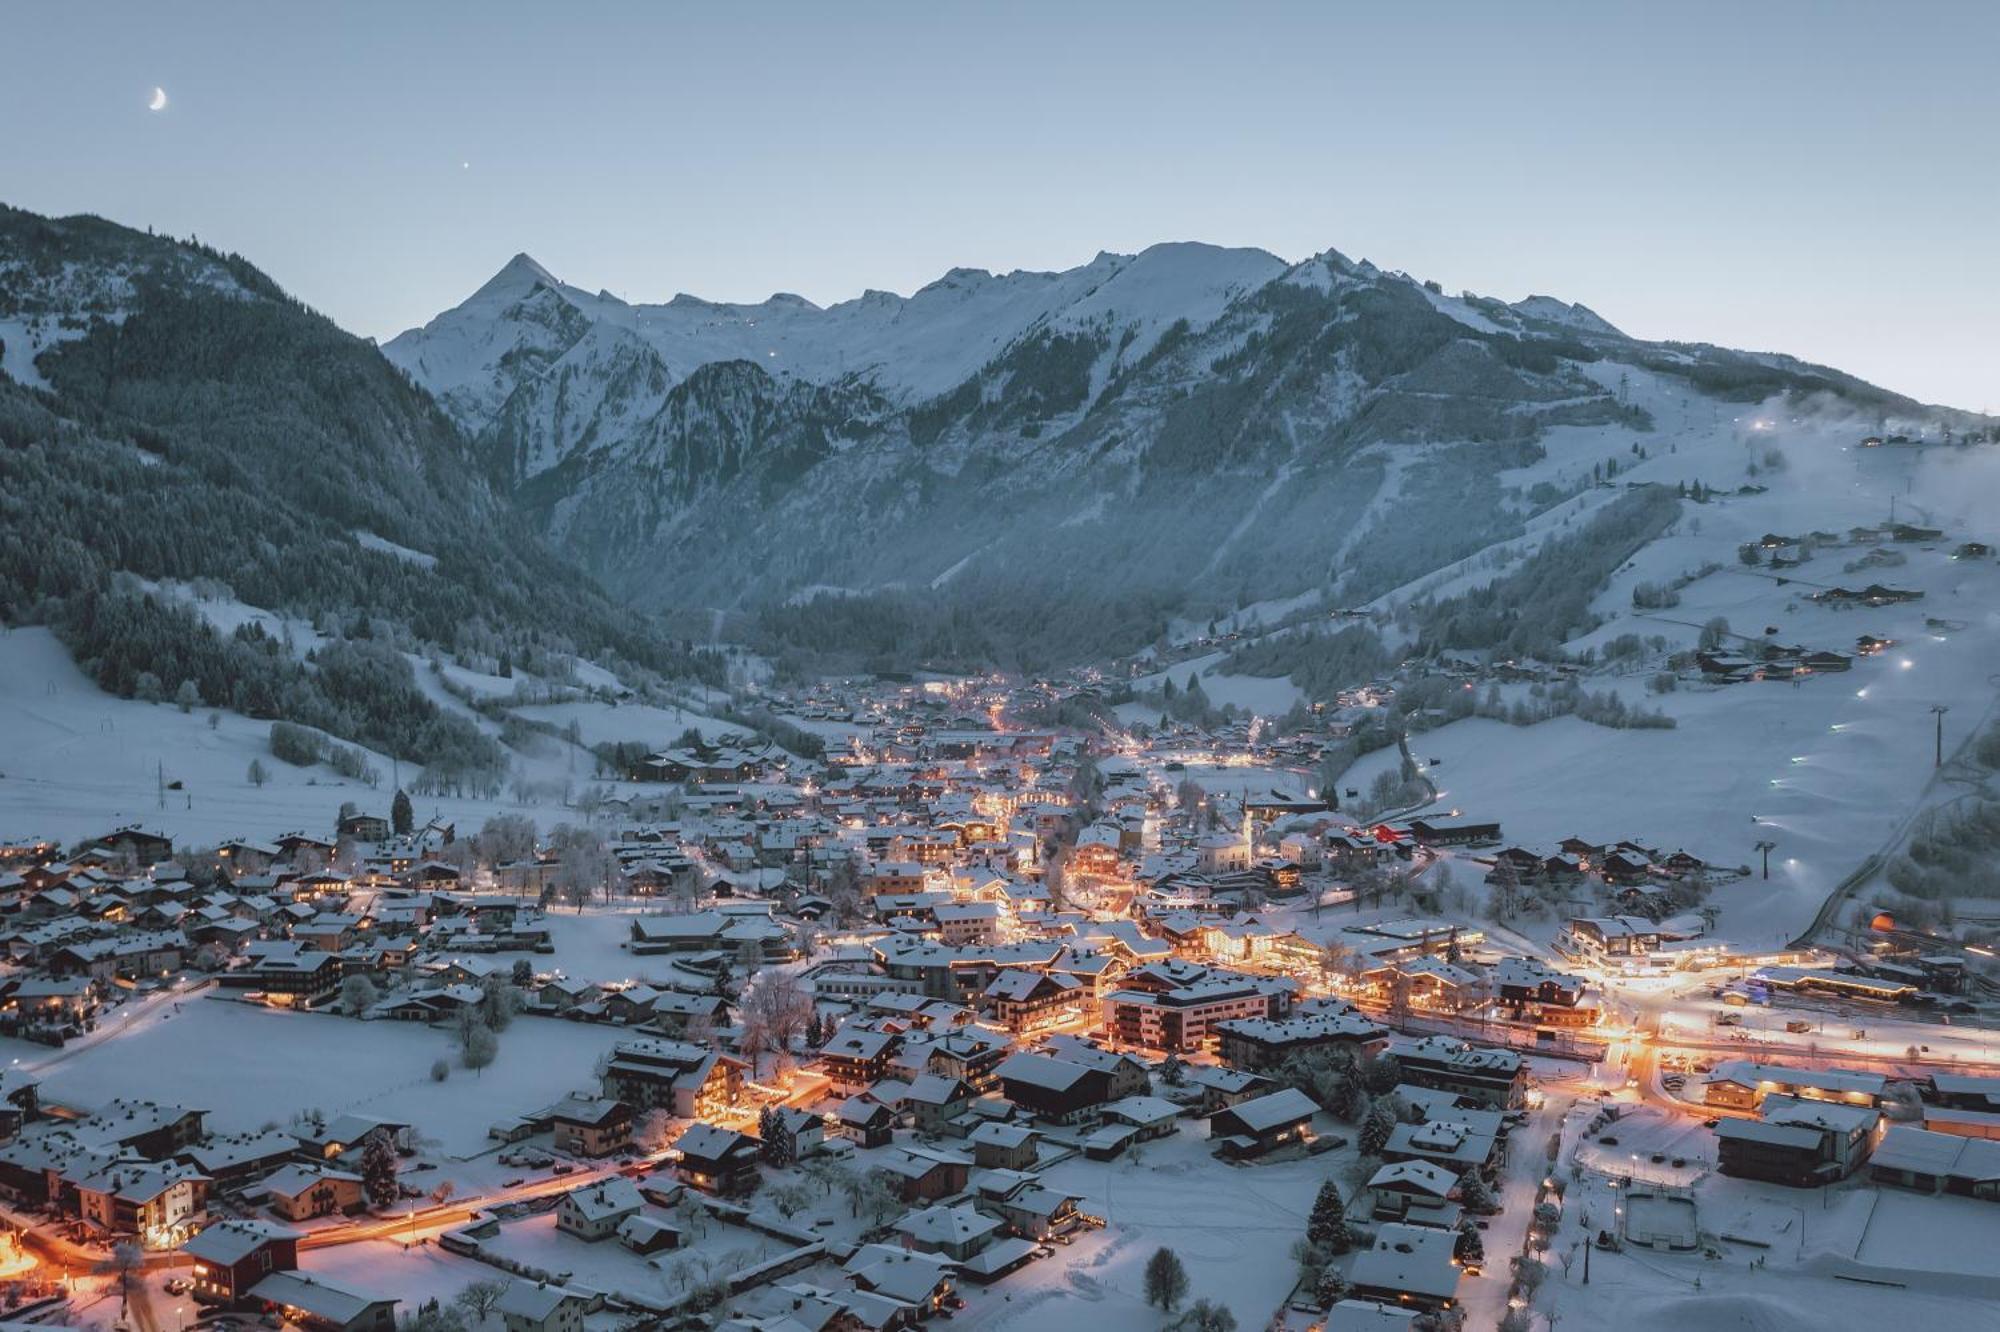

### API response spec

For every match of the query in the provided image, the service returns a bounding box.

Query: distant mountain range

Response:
[0,200,1976,689]
[383,240,1947,665]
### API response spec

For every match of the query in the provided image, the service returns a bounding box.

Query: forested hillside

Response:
[0,206,720,780]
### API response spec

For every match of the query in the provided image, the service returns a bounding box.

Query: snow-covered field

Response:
[0,625,711,849]
[966,1123,1335,1332]
[26,997,623,1157]
[1340,419,2000,945]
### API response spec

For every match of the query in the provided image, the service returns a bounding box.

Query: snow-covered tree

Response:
[1306,1180,1350,1252]
[1144,1246,1190,1311]
[360,1133,399,1207]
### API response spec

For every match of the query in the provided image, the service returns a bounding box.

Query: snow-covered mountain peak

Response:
[469,251,563,304]
[1510,294,1624,337]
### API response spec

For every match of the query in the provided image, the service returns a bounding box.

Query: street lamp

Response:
[1754,841,1776,881]
[1931,705,1949,768]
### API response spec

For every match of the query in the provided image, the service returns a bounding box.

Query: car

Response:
[503,1177,524,1187]
[1671,1157,1687,1168]
[165,1278,192,1296]
[948,1297,967,1310]
[1033,1247,1056,1259]
[1650,1153,1666,1164]
[1599,1136,1619,1146]
[1701,1119,1718,1129]
[551,1163,575,1175]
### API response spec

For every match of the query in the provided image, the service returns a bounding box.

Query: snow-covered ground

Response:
[964,1122,1335,1332]
[0,624,719,849]
[1340,415,2000,946]
[22,996,622,1158]
[1124,651,1307,721]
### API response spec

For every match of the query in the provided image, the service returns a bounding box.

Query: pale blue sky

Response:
[4,1,1995,408]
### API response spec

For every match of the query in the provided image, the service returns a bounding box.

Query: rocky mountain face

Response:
[388,240,1926,664]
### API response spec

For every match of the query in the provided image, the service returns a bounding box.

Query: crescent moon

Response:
[148,87,169,112]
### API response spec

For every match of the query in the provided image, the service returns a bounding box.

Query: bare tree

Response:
[454,1278,508,1325]
[98,1241,144,1316]
[739,969,814,1076]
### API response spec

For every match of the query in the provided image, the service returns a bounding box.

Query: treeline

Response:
[1223,624,1391,699]
[57,585,502,774]
[1406,486,1681,660]
[755,578,1184,677]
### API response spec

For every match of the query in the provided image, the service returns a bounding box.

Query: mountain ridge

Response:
[388,234,1984,669]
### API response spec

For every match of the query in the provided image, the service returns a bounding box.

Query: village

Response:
[0,656,1997,1332]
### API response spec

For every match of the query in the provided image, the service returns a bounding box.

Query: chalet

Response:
[836,1096,897,1148]
[911,1029,1011,1093]
[1405,819,1500,848]
[11,976,99,1025]
[600,1040,744,1120]
[673,1123,761,1196]
[247,1272,398,1332]
[185,1219,298,1302]
[1382,1119,1498,1173]
[44,1152,201,1239]
[843,1243,956,1316]
[1491,957,1585,1009]
[1347,1222,1460,1313]
[1103,976,1289,1053]
[1701,1061,1885,1111]
[1208,1086,1318,1159]
[555,1176,645,1240]
[967,1122,1039,1171]
[931,901,1003,946]
[182,1130,301,1190]
[1556,916,1660,964]
[983,969,1086,1033]
[1716,1096,1880,1186]
[903,1074,978,1134]
[1178,1064,1274,1116]
[1488,847,1544,883]
[548,1097,634,1158]
[761,1106,825,1161]
[643,990,730,1041]
[820,1027,901,1093]
[1325,829,1407,871]
[223,943,344,1007]
[1389,1037,1527,1110]
[1099,1096,1181,1143]
[1039,1035,1152,1098]
[1367,1159,1459,1213]
[1216,1010,1389,1073]
[335,813,391,843]
[894,1202,1003,1262]
[874,1145,972,1203]
[90,825,175,865]
[1869,1125,2000,1199]
[261,1164,366,1221]
[994,1053,1113,1125]
[216,841,280,876]
[495,1281,589,1332]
